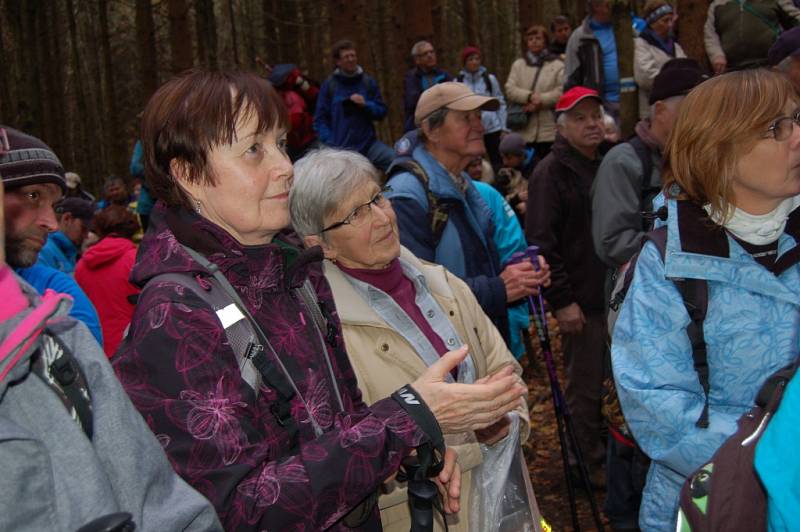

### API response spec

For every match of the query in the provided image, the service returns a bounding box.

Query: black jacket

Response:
[525,134,610,314]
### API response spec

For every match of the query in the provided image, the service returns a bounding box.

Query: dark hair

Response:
[92,205,140,240]
[524,25,550,46]
[550,15,570,32]
[140,69,287,210]
[332,39,356,60]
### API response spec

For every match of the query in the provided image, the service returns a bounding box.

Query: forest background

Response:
[0,0,712,194]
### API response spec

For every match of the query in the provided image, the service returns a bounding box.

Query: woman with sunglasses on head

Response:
[113,70,527,531]
[291,148,539,532]
[611,68,800,531]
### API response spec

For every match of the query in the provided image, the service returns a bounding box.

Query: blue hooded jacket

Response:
[37,231,78,275]
[17,264,104,346]
[313,68,387,155]
[386,143,508,341]
[612,198,800,531]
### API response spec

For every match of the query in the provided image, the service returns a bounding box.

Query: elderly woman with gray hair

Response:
[290,148,540,532]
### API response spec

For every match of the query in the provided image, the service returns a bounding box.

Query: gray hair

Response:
[411,40,432,57]
[602,112,617,131]
[556,111,568,127]
[649,94,684,117]
[777,54,794,73]
[290,148,380,238]
[418,107,450,144]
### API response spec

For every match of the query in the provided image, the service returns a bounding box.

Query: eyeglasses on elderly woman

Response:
[765,109,800,141]
[320,185,392,233]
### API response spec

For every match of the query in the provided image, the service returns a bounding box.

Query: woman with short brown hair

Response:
[113,69,526,531]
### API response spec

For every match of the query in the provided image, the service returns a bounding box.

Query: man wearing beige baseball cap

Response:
[386,82,550,349]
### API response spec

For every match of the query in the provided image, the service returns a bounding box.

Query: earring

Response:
[195,199,201,214]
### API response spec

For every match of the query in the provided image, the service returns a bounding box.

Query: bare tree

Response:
[677,0,712,68]
[195,0,219,68]
[168,0,193,72]
[136,0,159,105]
[612,0,636,136]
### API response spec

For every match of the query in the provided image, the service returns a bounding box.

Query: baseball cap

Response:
[54,197,95,221]
[555,87,602,115]
[414,82,499,126]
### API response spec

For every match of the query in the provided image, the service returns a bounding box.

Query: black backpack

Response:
[676,360,798,532]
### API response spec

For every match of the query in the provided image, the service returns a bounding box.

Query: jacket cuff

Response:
[391,384,444,456]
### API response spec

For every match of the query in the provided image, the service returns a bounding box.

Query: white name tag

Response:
[216,304,245,329]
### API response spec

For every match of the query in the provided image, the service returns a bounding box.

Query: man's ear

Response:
[303,234,337,261]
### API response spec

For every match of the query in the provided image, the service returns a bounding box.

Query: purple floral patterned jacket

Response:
[113,204,429,531]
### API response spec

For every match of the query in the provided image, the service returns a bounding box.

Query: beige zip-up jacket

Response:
[323,247,530,532]
[505,56,565,144]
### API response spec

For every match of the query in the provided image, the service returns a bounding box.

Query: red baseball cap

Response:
[555,86,602,114]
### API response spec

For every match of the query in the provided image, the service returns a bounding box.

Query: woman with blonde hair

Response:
[612,68,800,531]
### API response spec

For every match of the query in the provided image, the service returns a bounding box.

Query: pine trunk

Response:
[612,0,637,136]
[136,0,159,105]
[677,0,712,68]
[168,0,193,73]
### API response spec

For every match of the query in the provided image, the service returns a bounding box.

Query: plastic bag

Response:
[469,414,543,532]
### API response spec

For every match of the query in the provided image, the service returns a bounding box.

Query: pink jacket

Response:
[75,236,139,357]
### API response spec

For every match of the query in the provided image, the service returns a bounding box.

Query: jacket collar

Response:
[664,198,800,304]
[551,134,605,179]
[50,231,78,260]
[325,246,454,327]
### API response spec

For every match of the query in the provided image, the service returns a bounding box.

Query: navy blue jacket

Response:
[402,67,451,132]
[313,68,386,154]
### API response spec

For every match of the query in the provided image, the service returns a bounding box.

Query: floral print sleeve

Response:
[114,278,428,531]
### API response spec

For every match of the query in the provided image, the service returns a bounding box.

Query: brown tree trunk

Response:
[404,0,434,49]
[136,0,159,106]
[677,0,712,69]
[99,0,126,178]
[227,0,240,66]
[612,0,637,137]
[195,0,219,69]
[518,0,535,30]
[65,0,98,183]
[168,0,193,73]
[463,0,480,46]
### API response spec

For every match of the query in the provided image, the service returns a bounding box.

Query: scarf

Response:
[639,27,675,57]
[704,195,800,245]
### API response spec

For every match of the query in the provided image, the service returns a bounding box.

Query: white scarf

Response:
[704,195,800,245]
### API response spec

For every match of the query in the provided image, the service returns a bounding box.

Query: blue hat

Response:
[268,64,297,87]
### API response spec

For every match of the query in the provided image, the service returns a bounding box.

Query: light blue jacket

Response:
[755,369,800,531]
[473,181,529,359]
[611,198,800,531]
[456,67,507,134]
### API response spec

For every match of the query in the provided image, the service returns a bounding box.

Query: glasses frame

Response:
[320,185,393,233]
[765,110,800,142]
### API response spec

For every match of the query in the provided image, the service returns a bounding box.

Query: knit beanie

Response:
[461,46,481,65]
[0,126,66,192]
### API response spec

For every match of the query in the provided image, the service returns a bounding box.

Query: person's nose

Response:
[41,207,58,233]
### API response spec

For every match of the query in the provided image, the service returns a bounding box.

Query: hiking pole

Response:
[509,247,605,532]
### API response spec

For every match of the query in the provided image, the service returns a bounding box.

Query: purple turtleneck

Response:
[338,258,451,364]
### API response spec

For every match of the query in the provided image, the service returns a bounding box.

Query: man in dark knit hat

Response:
[592,58,706,269]
[769,26,800,96]
[589,57,706,531]
[0,126,103,344]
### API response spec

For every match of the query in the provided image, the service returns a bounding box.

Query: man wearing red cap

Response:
[526,86,611,486]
